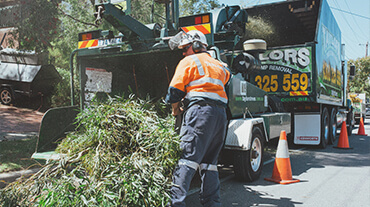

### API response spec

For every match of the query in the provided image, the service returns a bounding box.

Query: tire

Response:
[329,108,337,145]
[233,127,264,182]
[0,88,14,105]
[319,107,330,149]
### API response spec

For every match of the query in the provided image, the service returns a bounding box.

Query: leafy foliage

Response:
[48,67,80,107]
[49,0,99,69]
[347,57,370,97]
[0,96,181,206]
[130,0,166,25]
[4,0,222,108]
[180,0,220,16]
[8,0,61,52]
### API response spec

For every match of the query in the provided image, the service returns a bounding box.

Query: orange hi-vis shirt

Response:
[167,52,230,104]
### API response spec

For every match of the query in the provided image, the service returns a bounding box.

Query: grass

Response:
[0,136,43,173]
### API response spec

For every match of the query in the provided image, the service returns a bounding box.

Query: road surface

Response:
[186,118,370,206]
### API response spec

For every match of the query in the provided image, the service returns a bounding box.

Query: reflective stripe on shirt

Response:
[185,91,228,104]
[190,54,205,76]
[186,76,224,88]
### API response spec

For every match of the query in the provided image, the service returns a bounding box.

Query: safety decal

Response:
[78,39,98,49]
[181,23,211,34]
[289,91,308,96]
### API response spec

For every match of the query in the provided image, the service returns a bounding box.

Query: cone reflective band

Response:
[78,39,99,49]
[290,91,308,96]
[181,23,211,35]
[265,130,300,184]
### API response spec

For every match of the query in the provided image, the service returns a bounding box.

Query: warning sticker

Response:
[85,67,112,93]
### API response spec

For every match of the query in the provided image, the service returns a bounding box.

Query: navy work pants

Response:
[171,104,227,207]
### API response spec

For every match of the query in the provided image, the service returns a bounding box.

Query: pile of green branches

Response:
[0,96,181,206]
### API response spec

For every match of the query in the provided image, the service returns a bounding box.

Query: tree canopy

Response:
[180,0,219,16]
[7,0,61,52]
[347,56,370,98]
[3,0,220,69]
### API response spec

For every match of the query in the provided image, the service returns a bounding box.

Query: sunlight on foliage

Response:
[0,96,181,206]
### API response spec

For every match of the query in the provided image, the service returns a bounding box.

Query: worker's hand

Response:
[171,102,184,116]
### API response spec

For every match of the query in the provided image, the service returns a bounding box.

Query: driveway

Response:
[0,104,44,141]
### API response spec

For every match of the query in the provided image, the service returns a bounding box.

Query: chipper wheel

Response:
[233,127,264,182]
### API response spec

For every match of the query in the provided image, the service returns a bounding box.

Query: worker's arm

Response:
[165,59,191,106]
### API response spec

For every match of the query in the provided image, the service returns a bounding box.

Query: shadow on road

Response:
[185,123,369,206]
[186,177,303,206]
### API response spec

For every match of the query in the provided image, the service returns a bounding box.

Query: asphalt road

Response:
[186,118,370,207]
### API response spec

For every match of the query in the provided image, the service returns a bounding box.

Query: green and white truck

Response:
[244,0,353,148]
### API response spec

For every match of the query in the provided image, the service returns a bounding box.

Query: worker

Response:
[165,30,231,207]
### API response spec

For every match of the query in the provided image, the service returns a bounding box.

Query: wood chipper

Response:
[33,0,292,182]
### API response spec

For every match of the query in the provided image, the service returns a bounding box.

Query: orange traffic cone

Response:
[357,117,367,136]
[265,131,300,185]
[334,121,353,149]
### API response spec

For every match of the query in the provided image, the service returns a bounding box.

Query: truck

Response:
[349,93,366,124]
[32,0,351,182]
[242,0,353,148]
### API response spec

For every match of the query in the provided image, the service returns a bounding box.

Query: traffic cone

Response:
[265,130,300,185]
[334,121,353,149]
[357,117,367,136]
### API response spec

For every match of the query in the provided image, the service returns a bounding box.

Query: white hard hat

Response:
[178,30,208,49]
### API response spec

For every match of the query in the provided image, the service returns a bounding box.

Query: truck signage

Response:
[98,37,122,47]
[260,47,311,68]
[252,46,313,98]
[78,37,122,49]
[315,0,343,102]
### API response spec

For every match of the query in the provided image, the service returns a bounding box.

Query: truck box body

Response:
[245,0,346,108]
[244,0,350,146]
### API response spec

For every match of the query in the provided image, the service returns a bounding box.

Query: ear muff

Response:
[192,41,203,53]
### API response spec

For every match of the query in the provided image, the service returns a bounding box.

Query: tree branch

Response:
[59,8,98,28]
